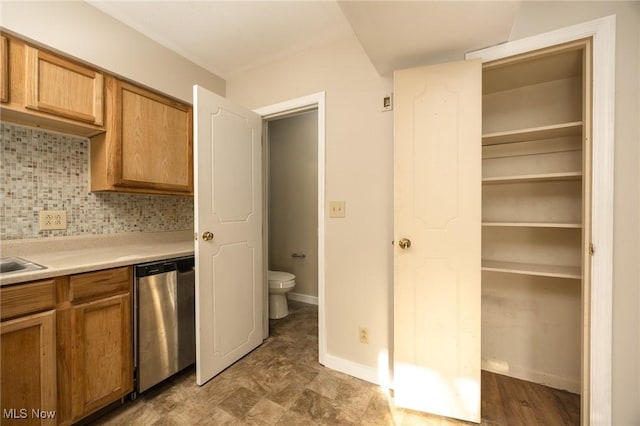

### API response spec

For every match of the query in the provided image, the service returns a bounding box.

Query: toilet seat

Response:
[268,270,295,289]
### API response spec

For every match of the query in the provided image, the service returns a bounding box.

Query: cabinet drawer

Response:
[70,267,131,303]
[1,279,56,320]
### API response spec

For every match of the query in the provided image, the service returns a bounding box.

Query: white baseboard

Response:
[286,292,318,305]
[322,353,382,386]
[481,359,581,394]
[321,355,579,395]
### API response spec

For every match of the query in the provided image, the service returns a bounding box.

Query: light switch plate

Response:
[39,210,67,230]
[329,201,345,218]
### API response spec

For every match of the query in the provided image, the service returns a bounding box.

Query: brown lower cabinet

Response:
[1,310,57,426]
[57,267,133,425]
[0,267,133,426]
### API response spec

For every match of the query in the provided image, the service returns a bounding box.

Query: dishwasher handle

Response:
[136,262,177,278]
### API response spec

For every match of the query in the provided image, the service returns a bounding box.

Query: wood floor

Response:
[482,371,580,425]
[95,301,579,425]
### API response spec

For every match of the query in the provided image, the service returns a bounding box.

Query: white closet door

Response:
[193,85,263,385]
[393,59,482,423]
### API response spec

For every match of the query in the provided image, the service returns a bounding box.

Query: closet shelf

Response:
[482,121,583,146]
[481,260,581,280]
[482,222,582,229]
[482,171,582,185]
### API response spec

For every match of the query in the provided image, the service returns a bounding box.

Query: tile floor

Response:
[96,301,461,425]
[95,301,577,425]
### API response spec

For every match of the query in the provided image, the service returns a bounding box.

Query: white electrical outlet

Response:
[329,201,345,218]
[39,210,67,230]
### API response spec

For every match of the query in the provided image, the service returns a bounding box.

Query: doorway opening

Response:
[266,111,318,309]
[255,93,326,365]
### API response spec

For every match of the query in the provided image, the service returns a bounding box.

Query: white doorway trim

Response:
[467,15,616,425]
[254,92,327,365]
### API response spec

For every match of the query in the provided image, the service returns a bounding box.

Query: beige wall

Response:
[0,1,225,102]
[268,111,319,298]
[509,3,640,424]
[227,35,394,369]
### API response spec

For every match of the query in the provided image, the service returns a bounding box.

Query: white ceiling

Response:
[338,1,521,75]
[88,0,522,79]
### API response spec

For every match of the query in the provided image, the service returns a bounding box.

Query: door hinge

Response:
[589,243,595,256]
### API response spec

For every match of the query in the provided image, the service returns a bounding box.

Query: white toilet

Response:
[268,270,296,319]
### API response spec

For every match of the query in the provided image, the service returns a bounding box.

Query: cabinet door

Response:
[1,35,8,103]
[24,46,104,125]
[115,79,192,193]
[70,293,132,421]
[1,310,56,426]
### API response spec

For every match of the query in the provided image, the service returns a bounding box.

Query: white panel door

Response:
[393,60,481,423]
[194,85,263,385]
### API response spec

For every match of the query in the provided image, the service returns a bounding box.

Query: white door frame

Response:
[467,15,616,425]
[254,92,327,365]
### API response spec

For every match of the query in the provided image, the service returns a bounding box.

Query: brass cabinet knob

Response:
[202,231,214,241]
[398,238,412,249]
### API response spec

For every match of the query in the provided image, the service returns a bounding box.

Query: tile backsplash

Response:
[1,122,194,240]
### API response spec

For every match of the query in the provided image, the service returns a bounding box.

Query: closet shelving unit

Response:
[479,40,590,395]
[482,121,583,145]
[482,222,582,228]
[482,171,582,185]
[481,45,586,282]
[481,260,582,280]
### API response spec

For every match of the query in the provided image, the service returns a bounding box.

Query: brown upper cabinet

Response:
[24,46,104,125]
[1,33,194,196]
[90,76,193,195]
[1,35,8,103]
[1,34,105,137]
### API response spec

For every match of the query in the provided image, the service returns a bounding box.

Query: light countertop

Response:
[0,230,195,286]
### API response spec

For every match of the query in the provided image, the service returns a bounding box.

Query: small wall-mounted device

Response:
[382,93,393,112]
[329,201,346,218]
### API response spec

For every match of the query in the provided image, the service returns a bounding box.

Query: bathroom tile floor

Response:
[95,301,579,425]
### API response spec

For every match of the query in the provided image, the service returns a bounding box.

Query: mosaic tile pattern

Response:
[1,122,194,240]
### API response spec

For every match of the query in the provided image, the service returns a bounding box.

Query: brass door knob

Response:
[398,238,412,249]
[202,231,214,241]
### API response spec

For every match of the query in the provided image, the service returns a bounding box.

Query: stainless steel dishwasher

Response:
[134,256,195,393]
